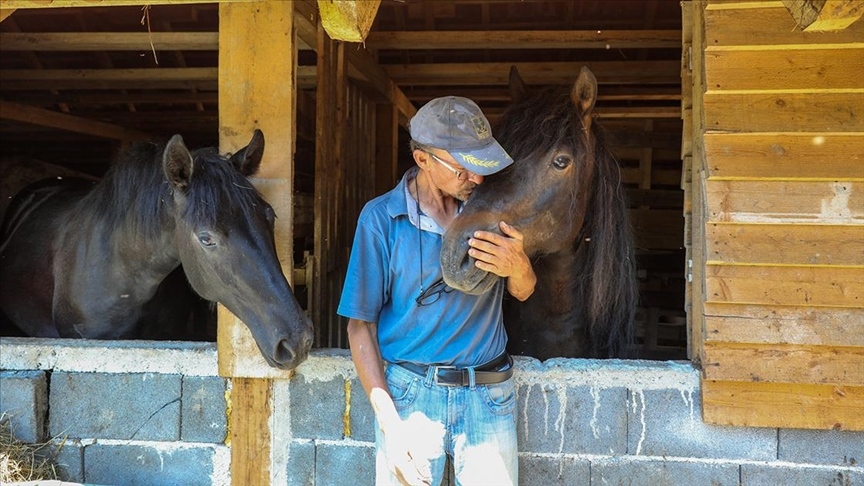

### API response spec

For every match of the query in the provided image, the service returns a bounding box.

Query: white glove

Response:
[370,388,433,486]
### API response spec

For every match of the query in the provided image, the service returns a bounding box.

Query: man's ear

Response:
[412,148,430,169]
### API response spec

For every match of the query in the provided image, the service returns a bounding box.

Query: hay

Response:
[0,413,61,483]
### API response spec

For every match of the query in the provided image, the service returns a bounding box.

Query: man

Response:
[338,96,536,485]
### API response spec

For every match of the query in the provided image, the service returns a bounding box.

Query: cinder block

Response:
[348,375,376,443]
[627,388,776,460]
[518,454,590,486]
[779,428,864,467]
[742,463,863,486]
[53,439,84,483]
[84,442,216,486]
[289,375,345,440]
[592,457,740,486]
[49,372,181,441]
[0,370,47,443]
[287,439,315,486]
[181,376,227,443]
[518,384,627,455]
[315,442,375,486]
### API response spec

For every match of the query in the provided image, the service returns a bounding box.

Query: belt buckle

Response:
[432,365,459,386]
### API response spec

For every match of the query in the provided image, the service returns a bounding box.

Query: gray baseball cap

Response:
[409,96,513,176]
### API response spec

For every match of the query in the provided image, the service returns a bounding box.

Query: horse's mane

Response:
[76,141,265,241]
[496,85,638,358]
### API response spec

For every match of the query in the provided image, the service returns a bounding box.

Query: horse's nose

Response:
[272,334,312,370]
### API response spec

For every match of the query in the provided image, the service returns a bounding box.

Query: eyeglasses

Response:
[416,278,454,306]
[424,151,470,181]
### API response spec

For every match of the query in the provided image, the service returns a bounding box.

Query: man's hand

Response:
[370,388,433,486]
[468,221,536,300]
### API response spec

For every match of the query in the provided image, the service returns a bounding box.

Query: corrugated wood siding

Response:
[697,0,864,430]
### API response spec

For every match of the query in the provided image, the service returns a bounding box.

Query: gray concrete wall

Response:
[1,337,861,486]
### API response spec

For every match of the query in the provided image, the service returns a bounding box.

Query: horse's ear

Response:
[571,66,598,130]
[163,134,193,191]
[508,66,527,102]
[229,129,265,176]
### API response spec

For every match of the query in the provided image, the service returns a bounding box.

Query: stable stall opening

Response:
[0,1,687,361]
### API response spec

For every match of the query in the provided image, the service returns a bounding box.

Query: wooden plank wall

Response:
[312,22,379,348]
[696,0,864,431]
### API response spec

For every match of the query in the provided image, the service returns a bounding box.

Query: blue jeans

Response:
[375,362,518,486]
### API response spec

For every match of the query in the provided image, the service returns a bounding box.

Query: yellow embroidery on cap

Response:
[463,154,500,168]
[470,116,490,140]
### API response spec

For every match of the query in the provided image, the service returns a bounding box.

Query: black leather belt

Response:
[395,352,514,386]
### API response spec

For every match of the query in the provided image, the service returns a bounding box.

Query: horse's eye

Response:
[552,155,572,170]
[197,232,216,248]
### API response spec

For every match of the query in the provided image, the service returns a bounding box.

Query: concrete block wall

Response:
[2,338,862,486]
[0,338,230,486]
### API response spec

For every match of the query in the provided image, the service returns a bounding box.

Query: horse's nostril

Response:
[273,340,296,366]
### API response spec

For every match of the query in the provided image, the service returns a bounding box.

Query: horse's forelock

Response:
[497,86,586,163]
[182,148,265,230]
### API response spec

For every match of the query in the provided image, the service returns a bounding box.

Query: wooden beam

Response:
[1,0,255,7]
[0,32,219,51]
[366,29,681,50]
[217,3,296,486]
[9,91,219,106]
[0,100,150,141]
[782,0,864,31]
[0,66,317,90]
[384,61,682,86]
[0,31,312,51]
[0,9,15,22]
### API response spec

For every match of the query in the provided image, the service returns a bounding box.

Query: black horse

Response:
[0,130,314,370]
[441,67,638,359]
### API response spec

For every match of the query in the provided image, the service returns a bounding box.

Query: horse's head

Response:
[162,130,314,370]
[442,67,602,294]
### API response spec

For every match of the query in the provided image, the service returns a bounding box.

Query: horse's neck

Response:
[504,246,590,358]
[69,186,180,278]
[529,248,581,319]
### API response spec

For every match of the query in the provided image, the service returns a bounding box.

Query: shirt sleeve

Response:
[337,206,389,323]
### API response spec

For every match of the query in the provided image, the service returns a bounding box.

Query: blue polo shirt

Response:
[337,168,507,367]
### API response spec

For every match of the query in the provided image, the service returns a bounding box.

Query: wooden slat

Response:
[706,223,864,265]
[0,100,149,141]
[703,92,864,132]
[631,209,685,250]
[2,0,253,6]
[703,342,864,385]
[704,303,864,346]
[706,180,864,223]
[0,32,218,51]
[706,4,864,46]
[622,167,681,187]
[705,264,864,307]
[704,133,864,179]
[705,48,864,91]
[383,61,682,86]
[366,29,681,49]
[703,380,864,430]
[0,66,318,91]
[228,378,273,486]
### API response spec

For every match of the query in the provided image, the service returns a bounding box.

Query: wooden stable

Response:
[1,0,862,482]
[683,0,863,431]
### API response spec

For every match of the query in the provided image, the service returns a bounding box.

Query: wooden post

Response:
[218,2,296,484]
